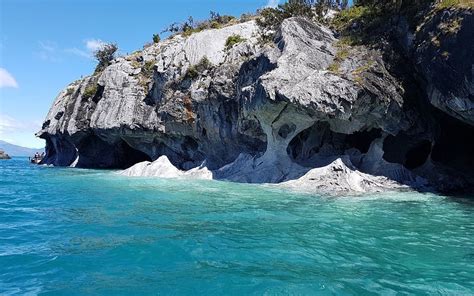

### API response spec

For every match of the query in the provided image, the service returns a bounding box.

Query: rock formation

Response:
[0,150,11,160]
[37,6,474,194]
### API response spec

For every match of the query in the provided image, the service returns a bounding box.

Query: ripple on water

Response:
[0,157,473,295]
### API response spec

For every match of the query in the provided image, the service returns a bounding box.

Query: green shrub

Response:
[437,0,474,9]
[185,66,199,80]
[152,34,161,43]
[327,40,352,74]
[240,13,256,23]
[94,43,118,73]
[327,62,341,74]
[141,61,155,77]
[210,11,236,25]
[83,84,98,99]
[331,5,370,31]
[225,34,246,49]
[162,11,238,38]
[196,56,212,71]
[66,87,75,96]
[131,60,141,68]
[210,21,221,29]
[183,56,212,80]
[352,60,375,83]
[256,0,316,32]
[182,27,201,37]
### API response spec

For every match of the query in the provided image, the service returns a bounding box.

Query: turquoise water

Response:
[1,158,473,295]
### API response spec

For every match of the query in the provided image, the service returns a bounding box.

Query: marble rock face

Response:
[37,15,474,193]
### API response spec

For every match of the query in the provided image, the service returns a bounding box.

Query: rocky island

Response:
[0,150,11,160]
[36,1,473,194]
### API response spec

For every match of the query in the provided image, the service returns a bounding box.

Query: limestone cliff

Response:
[37,8,474,194]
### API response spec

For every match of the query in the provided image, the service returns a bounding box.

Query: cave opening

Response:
[288,122,382,166]
[383,112,474,173]
[41,137,57,165]
[431,113,474,172]
[405,140,432,169]
[383,133,432,169]
[76,135,151,169]
[345,129,382,154]
[42,136,78,166]
[120,140,152,169]
[287,123,330,165]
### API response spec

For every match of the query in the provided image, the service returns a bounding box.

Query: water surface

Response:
[1,158,473,295]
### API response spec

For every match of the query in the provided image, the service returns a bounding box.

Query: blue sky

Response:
[0,0,273,148]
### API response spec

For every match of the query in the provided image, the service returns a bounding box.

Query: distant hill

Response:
[0,140,44,157]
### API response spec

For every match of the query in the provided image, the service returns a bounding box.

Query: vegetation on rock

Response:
[162,11,237,37]
[183,56,212,81]
[437,0,474,9]
[327,40,351,74]
[83,84,98,99]
[94,43,118,73]
[225,34,246,49]
[66,87,75,96]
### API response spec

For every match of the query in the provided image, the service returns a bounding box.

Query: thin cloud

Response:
[66,39,107,59]
[266,0,279,7]
[39,41,55,52]
[86,39,106,51]
[0,68,19,88]
[64,47,92,59]
[36,41,61,62]
[0,113,44,148]
[0,114,16,135]
[0,113,42,137]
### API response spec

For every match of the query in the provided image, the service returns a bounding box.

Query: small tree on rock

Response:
[94,43,118,73]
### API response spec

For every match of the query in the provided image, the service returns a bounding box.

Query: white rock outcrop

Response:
[120,156,213,180]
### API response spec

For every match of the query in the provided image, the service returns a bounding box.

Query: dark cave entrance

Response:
[287,122,382,166]
[287,123,333,165]
[431,113,474,172]
[383,113,474,173]
[76,135,151,169]
[121,140,152,169]
[346,129,382,154]
[405,140,432,169]
[383,133,432,169]
[42,136,78,166]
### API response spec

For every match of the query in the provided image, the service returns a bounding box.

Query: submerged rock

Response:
[37,10,474,194]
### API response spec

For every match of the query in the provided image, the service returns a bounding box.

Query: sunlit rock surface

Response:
[37,13,474,193]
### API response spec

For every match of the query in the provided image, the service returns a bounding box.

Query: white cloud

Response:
[0,114,17,133]
[0,113,44,147]
[64,47,92,59]
[0,113,42,134]
[0,68,18,88]
[65,39,107,59]
[37,39,107,61]
[86,39,106,52]
[39,41,55,52]
[266,0,279,7]
[36,41,61,62]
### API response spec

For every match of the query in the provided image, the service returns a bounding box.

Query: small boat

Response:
[30,158,42,164]
[29,153,44,164]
